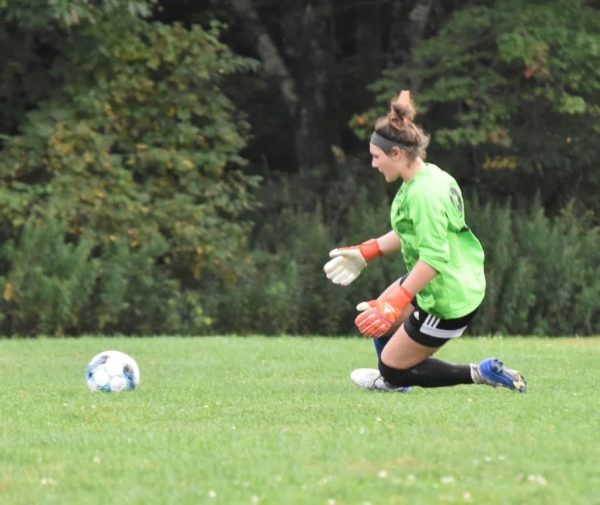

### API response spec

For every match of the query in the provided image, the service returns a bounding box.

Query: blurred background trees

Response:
[0,0,598,336]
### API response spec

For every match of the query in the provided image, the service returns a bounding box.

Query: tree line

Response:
[0,0,598,336]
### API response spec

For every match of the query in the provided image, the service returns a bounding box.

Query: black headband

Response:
[370,131,406,153]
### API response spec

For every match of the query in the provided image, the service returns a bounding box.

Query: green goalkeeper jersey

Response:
[390,163,485,318]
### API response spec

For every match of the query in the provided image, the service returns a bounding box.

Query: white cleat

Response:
[350,368,411,393]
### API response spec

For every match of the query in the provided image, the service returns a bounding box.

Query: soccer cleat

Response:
[350,368,411,393]
[476,358,527,393]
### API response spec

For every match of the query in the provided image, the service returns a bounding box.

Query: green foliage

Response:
[467,196,600,336]
[0,0,153,29]
[1,1,597,337]
[0,5,261,334]
[213,158,404,336]
[0,1,153,140]
[212,168,598,336]
[359,0,600,211]
[0,16,259,275]
[0,218,98,335]
[93,237,212,335]
[0,219,213,336]
[214,206,341,335]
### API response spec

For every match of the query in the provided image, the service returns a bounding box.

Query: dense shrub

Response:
[0,219,211,336]
[0,219,97,335]
[468,197,600,335]
[0,7,261,336]
[0,178,597,337]
[213,180,599,337]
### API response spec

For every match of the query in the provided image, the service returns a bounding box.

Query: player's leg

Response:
[379,307,526,392]
[378,327,473,387]
[350,326,452,392]
[354,275,427,391]
[352,305,527,392]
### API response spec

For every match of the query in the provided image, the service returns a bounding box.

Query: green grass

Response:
[0,336,598,505]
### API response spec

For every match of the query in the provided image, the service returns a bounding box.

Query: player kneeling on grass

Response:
[324,90,526,393]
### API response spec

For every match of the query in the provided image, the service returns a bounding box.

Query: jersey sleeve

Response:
[409,190,450,272]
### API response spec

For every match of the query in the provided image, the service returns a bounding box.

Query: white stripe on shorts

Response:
[420,323,468,339]
[424,314,440,328]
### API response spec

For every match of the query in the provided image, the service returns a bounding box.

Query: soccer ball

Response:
[86,350,140,393]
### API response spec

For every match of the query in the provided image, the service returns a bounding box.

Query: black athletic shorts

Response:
[398,276,479,348]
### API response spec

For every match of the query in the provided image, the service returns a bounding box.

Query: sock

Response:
[380,358,474,388]
[470,363,484,384]
[373,336,391,359]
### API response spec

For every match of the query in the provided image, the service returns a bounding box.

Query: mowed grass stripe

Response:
[0,336,598,505]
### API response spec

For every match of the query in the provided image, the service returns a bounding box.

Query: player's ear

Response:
[390,146,403,160]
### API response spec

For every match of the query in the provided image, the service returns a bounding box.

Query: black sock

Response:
[379,358,474,388]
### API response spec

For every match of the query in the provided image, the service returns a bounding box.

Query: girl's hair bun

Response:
[374,89,430,159]
[388,89,416,128]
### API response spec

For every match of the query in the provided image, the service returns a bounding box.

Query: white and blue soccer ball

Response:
[86,350,140,393]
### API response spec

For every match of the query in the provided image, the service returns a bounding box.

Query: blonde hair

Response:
[374,90,430,160]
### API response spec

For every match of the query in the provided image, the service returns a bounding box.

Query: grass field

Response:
[0,336,598,505]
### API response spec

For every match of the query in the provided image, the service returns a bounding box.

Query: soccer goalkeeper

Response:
[324,90,526,393]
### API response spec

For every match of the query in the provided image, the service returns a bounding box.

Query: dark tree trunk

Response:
[229,0,337,171]
[229,0,299,117]
[388,0,435,91]
[293,2,337,169]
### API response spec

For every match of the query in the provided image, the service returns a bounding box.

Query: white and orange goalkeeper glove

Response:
[323,239,383,286]
[354,284,413,338]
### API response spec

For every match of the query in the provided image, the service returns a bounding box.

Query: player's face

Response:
[370,144,401,182]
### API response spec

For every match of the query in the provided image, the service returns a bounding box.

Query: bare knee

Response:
[380,342,428,370]
[380,326,437,369]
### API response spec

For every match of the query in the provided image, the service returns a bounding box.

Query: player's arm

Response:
[374,230,402,255]
[354,261,437,338]
[355,190,446,337]
[323,230,401,286]
[398,260,437,298]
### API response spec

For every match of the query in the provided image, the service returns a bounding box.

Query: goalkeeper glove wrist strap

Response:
[359,239,383,262]
[387,285,414,308]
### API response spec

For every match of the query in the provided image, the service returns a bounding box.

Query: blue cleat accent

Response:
[478,358,527,393]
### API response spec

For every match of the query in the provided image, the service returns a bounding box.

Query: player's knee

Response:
[378,359,410,387]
